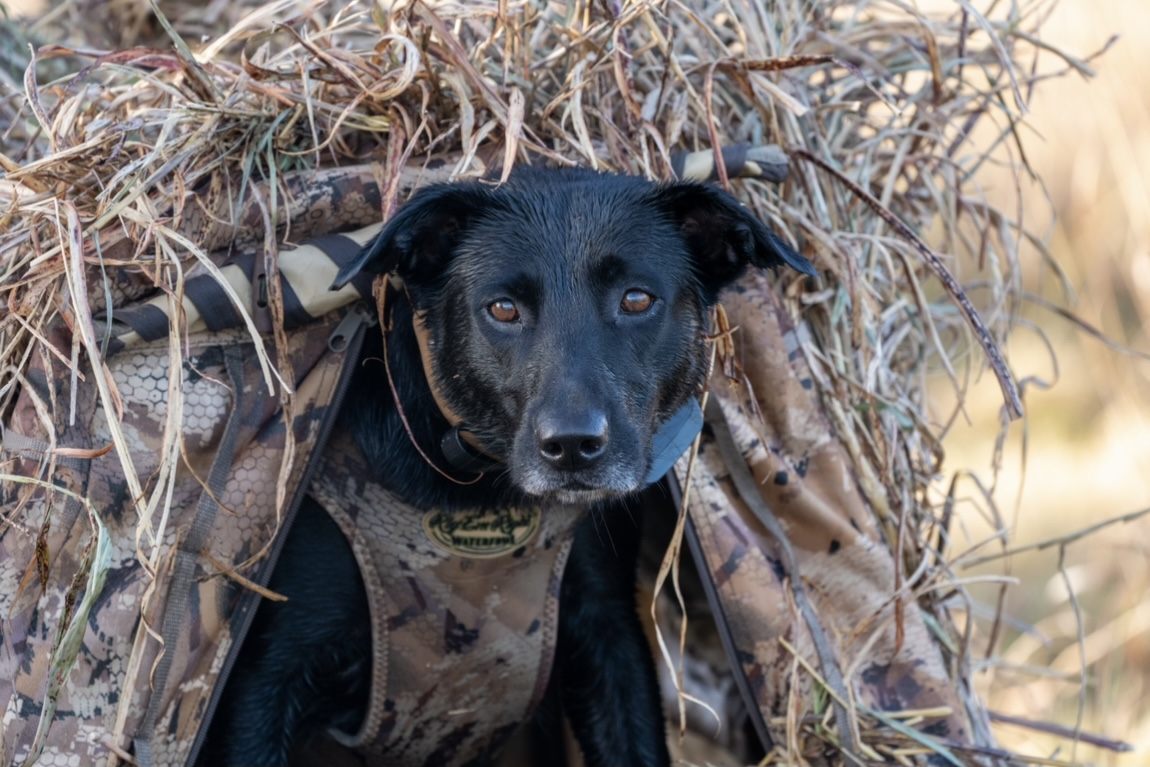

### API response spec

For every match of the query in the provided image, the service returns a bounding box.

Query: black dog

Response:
[201,167,813,766]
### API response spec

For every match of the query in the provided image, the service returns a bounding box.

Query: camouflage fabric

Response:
[674,271,973,754]
[2,154,978,766]
[310,431,583,765]
[86,165,422,312]
[0,226,382,767]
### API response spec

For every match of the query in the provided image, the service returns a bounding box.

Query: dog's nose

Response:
[536,412,609,470]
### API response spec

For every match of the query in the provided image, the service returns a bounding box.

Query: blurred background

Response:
[3,0,1149,761]
[930,1,1150,762]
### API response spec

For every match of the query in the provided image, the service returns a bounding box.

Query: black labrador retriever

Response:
[201,167,813,766]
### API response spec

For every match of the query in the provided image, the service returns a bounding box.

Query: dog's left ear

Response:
[655,183,816,299]
[331,183,496,289]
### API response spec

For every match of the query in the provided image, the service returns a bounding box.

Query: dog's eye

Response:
[488,299,520,323]
[620,290,654,314]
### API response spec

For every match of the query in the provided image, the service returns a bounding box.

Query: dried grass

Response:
[0,0,1115,763]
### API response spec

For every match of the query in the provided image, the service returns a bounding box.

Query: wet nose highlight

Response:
[535,411,609,470]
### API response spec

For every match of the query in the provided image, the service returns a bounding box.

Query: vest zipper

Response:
[184,303,377,767]
[665,474,776,754]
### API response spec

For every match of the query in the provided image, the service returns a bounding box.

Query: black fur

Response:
[202,167,812,766]
[556,498,668,767]
[199,499,372,766]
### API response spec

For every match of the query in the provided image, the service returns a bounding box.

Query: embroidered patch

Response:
[422,507,542,558]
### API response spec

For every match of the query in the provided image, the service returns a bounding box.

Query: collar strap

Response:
[410,306,464,427]
[386,275,506,472]
[440,426,504,474]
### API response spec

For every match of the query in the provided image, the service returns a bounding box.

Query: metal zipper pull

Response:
[328,303,378,353]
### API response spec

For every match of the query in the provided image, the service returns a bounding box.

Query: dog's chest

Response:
[309,430,585,765]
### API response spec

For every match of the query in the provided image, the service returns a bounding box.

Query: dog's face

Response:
[335,168,813,504]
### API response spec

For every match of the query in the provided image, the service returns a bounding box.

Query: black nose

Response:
[535,411,609,470]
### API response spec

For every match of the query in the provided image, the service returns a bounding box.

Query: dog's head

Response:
[334,168,814,504]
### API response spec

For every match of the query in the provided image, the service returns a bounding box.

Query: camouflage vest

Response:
[310,430,583,764]
[2,155,982,766]
[0,225,384,767]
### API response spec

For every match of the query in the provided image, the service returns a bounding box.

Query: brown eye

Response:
[620,290,654,314]
[488,299,520,323]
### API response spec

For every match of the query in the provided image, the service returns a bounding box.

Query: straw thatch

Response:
[0,0,1101,763]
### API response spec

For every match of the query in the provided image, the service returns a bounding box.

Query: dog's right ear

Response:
[654,182,816,302]
[331,184,495,289]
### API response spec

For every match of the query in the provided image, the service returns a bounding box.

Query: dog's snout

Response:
[535,411,609,470]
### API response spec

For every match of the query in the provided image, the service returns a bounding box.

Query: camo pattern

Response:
[675,271,973,753]
[87,162,460,311]
[1,236,373,766]
[309,431,583,765]
[3,155,979,766]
